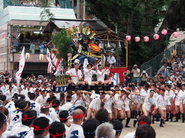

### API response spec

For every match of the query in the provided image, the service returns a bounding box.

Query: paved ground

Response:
[120,119,185,138]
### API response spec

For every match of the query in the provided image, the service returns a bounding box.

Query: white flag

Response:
[83,58,89,70]
[15,47,25,87]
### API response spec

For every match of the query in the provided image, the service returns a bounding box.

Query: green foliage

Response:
[86,0,179,67]
[52,27,74,64]
[39,0,54,22]
[40,8,54,22]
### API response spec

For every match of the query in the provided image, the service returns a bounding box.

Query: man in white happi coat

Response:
[66,63,85,90]
[95,64,111,91]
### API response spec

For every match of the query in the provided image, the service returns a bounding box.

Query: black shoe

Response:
[165,117,168,121]
[165,113,169,121]
[125,118,130,128]
[131,111,134,118]
[152,116,155,124]
[156,115,160,122]
[125,125,130,128]
[174,114,178,122]
[135,111,138,118]
[133,120,137,127]
[182,113,184,123]
[170,113,173,122]
[178,112,181,119]
[160,119,164,127]
[152,120,155,124]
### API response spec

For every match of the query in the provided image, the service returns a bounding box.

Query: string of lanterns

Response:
[125,29,179,42]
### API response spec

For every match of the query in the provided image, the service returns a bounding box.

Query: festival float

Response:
[52,24,105,92]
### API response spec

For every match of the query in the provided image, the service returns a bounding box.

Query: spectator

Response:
[135,124,156,138]
[29,0,35,6]
[82,118,100,138]
[95,122,115,138]
[179,66,185,77]
[4,71,10,84]
[30,42,35,54]
[131,64,140,86]
[35,2,40,7]
[107,52,116,67]
[182,39,185,55]
[140,70,148,86]
[39,43,45,54]
[125,70,132,86]
[178,57,184,67]
[157,67,169,77]
[23,0,29,6]
[104,52,109,67]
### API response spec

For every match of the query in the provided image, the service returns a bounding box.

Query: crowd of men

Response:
[0,53,185,138]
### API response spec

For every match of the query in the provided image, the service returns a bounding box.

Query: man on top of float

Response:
[66,63,85,90]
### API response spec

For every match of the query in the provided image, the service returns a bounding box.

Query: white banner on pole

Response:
[15,47,25,87]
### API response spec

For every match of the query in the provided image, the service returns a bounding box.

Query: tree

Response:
[52,28,73,65]
[86,0,185,67]
[40,0,54,22]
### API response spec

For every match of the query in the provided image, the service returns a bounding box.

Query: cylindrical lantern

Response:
[118,41,121,48]
[153,34,159,40]
[107,41,111,48]
[126,35,131,41]
[99,42,103,48]
[143,36,149,42]
[25,53,30,60]
[173,32,179,38]
[161,29,167,35]
[39,54,44,61]
[135,36,140,42]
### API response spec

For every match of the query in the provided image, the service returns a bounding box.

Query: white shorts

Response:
[97,79,104,83]
[169,98,173,103]
[143,103,151,111]
[140,98,145,104]
[125,105,130,111]
[175,101,182,106]
[134,99,139,103]
[104,106,112,113]
[84,79,92,85]
[121,104,125,109]
[159,105,166,110]
[114,104,122,111]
